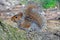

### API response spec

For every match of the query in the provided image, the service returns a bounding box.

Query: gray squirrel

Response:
[11,1,46,32]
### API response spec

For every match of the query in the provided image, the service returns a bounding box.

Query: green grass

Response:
[0,20,27,40]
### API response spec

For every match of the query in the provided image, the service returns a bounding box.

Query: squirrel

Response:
[11,1,46,32]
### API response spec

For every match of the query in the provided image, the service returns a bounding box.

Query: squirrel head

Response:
[11,12,23,23]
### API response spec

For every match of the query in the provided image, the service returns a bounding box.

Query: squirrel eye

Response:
[15,16,17,18]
